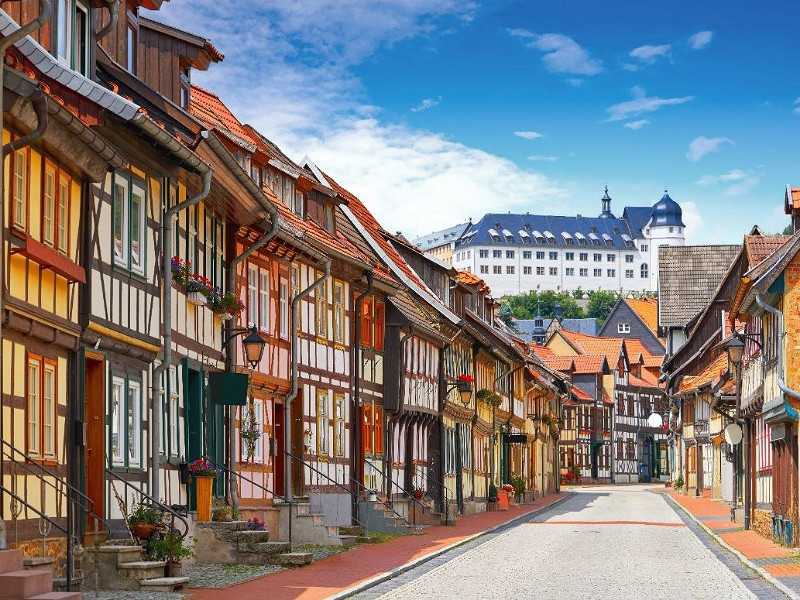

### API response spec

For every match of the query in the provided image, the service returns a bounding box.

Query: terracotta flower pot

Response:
[131,523,156,539]
[195,476,214,521]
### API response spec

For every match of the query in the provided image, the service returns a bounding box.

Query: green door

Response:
[184,361,224,508]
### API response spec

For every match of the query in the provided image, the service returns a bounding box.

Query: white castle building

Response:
[414,189,685,297]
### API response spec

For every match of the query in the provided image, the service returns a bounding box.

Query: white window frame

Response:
[333,281,345,344]
[247,264,258,327]
[259,270,270,332]
[280,278,289,339]
[618,323,631,334]
[317,390,329,455]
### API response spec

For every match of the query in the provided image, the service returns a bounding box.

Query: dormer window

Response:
[295,191,304,218]
[126,19,137,74]
[488,228,500,242]
[543,230,555,244]
[502,229,514,243]
[602,233,614,247]
[179,69,191,108]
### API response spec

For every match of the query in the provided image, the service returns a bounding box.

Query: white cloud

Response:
[621,62,640,72]
[624,119,650,130]
[689,31,713,50]
[567,78,584,87]
[629,44,671,65]
[680,201,703,242]
[513,31,603,76]
[299,118,569,238]
[686,136,734,162]
[695,169,759,195]
[606,86,694,122]
[527,155,559,162]
[514,131,544,140]
[411,97,441,112]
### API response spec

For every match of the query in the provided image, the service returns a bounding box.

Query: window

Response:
[641,263,649,279]
[361,404,383,455]
[166,367,180,458]
[641,244,648,251]
[523,251,532,259]
[480,265,489,274]
[618,323,630,334]
[55,0,90,74]
[479,250,489,258]
[280,277,289,339]
[625,254,634,263]
[334,394,345,457]
[316,278,328,339]
[11,149,28,230]
[523,266,532,275]
[565,252,574,261]
[593,268,602,277]
[126,24,136,73]
[669,226,674,233]
[317,390,329,455]
[26,355,57,460]
[295,191,304,217]
[579,253,588,261]
[536,251,545,260]
[333,281,345,344]
[607,269,615,277]
[259,270,270,331]
[506,250,514,259]
[549,251,558,260]
[536,267,545,275]
[593,253,602,262]
[549,267,557,276]
[113,172,146,274]
[579,268,587,277]
[566,267,574,276]
[247,264,258,326]
[625,269,634,278]
[291,265,300,329]
[607,254,615,262]
[506,266,515,274]
[493,250,502,258]
[361,298,385,351]
[111,375,141,468]
[493,265,502,274]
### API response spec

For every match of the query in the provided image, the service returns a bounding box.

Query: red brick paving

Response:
[701,519,738,531]
[186,492,565,600]
[719,530,795,560]
[765,563,800,577]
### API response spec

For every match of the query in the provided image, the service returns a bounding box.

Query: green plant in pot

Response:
[510,475,526,498]
[147,532,195,577]
[212,500,234,522]
[128,502,160,539]
[488,483,498,502]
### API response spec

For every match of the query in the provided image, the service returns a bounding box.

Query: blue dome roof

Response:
[651,191,685,227]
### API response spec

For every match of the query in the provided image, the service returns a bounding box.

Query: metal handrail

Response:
[365,459,427,526]
[423,474,451,525]
[105,469,189,540]
[285,451,367,529]
[1,440,110,593]
[203,456,293,545]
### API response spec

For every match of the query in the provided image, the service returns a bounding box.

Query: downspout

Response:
[350,271,373,513]
[285,258,330,501]
[387,326,413,496]
[755,292,800,403]
[0,0,52,552]
[3,89,47,155]
[96,0,119,41]
[225,215,279,511]
[153,162,211,503]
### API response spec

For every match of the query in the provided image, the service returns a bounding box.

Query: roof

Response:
[785,185,800,214]
[658,244,741,328]
[558,330,625,364]
[455,212,645,250]
[626,297,659,336]
[745,234,791,268]
[139,16,224,64]
[572,385,593,402]
[190,85,255,151]
[678,353,728,394]
[516,318,597,343]
[650,191,685,227]
[572,355,611,374]
[412,223,471,251]
[539,355,576,372]
[456,270,491,294]
[621,206,653,237]
[624,339,663,367]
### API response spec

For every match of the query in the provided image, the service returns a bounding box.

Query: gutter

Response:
[3,87,47,154]
[96,0,119,41]
[0,0,51,552]
[152,159,212,503]
[285,256,330,501]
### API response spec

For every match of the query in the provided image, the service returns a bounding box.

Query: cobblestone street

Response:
[354,486,789,600]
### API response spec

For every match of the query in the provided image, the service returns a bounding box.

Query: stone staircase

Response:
[194,522,312,567]
[357,500,420,535]
[0,549,81,599]
[277,502,359,547]
[83,545,188,593]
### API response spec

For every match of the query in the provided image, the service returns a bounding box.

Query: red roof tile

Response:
[559,330,624,364]
[190,85,254,150]
[678,353,728,393]
[626,297,659,336]
[571,355,609,374]
[744,234,791,267]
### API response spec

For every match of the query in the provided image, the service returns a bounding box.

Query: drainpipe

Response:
[285,258,330,501]
[0,0,52,552]
[350,271,373,512]
[387,326,413,497]
[96,0,119,41]
[152,161,212,503]
[225,215,279,511]
[755,292,800,403]
[3,89,48,155]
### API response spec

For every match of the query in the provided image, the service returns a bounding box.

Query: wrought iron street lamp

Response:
[447,377,473,405]
[224,325,267,369]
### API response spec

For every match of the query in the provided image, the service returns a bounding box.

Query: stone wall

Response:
[16,537,67,577]
[752,508,773,541]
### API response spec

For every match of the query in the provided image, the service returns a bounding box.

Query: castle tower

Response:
[644,189,686,291]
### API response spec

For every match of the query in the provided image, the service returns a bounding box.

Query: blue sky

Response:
[154,0,800,244]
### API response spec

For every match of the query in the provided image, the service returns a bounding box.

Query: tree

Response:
[783,224,794,235]
[502,291,585,320]
[587,290,618,326]
[497,303,517,331]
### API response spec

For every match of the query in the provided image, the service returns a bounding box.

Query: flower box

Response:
[216,312,233,321]
[187,291,206,306]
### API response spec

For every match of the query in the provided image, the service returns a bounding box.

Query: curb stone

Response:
[660,491,799,600]
[328,492,574,600]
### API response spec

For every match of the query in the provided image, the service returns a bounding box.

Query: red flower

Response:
[457,374,475,383]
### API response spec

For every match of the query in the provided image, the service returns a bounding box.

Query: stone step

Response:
[118,561,167,581]
[23,557,56,571]
[29,593,83,600]
[355,536,372,544]
[338,525,366,536]
[338,535,358,548]
[238,542,291,565]
[250,542,291,555]
[237,530,271,551]
[268,552,312,567]
[0,569,52,599]
[0,550,23,575]
[86,545,142,565]
[138,576,189,592]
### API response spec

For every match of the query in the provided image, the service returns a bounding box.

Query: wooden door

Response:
[274,401,285,497]
[290,389,305,497]
[84,353,105,531]
[773,437,798,545]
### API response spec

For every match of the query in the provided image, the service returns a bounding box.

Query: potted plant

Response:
[456,374,474,394]
[366,488,379,501]
[510,475,526,503]
[128,502,160,539]
[170,256,191,287]
[476,388,502,408]
[211,290,244,320]
[186,274,213,306]
[413,487,424,501]
[147,532,195,577]
[188,458,217,521]
[211,500,233,522]
[246,517,266,531]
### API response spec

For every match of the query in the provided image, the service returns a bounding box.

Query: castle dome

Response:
[651,190,685,227]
